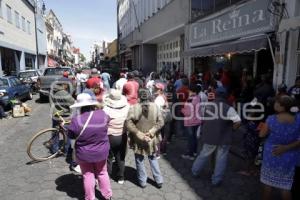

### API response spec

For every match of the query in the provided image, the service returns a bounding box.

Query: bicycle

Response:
[26,110,70,162]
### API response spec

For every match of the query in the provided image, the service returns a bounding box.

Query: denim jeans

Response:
[135,154,163,187]
[51,119,71,154]
[192,144,230,184]
[186,126,198,156]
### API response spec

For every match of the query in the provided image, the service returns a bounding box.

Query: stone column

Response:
[0,48,3,76]
[35,55,38,69]
[14,51,20,74]
[19,51,26,72]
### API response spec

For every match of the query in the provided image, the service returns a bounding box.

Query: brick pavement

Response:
[0,97,262,200]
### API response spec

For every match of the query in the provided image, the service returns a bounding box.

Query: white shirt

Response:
[227,107,241,123]
[146,80,155,94]
[115,78,127,91]
[198,91,208,118]
[198,91,208,103]
[76,73,88,83]
[154,95,166,110]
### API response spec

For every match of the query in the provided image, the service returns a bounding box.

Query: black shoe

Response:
[156,183,163,189]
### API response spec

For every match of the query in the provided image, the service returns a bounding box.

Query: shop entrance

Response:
[1,47,18,76]
[193,49,274,91]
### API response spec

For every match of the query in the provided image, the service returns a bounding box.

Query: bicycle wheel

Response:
[27,128,67,161]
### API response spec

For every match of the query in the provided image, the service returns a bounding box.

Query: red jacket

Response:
[123,80,139,105]
[86,77,103,89]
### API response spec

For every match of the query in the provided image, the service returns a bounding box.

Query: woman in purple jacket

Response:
[68,93,112,200]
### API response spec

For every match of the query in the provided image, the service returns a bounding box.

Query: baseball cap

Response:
[63,71,69,78]
[155,82,165,90]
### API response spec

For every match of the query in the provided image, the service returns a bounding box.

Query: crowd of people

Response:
[49,67,300,200]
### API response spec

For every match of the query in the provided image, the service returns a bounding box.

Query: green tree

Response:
[79,53,86,62]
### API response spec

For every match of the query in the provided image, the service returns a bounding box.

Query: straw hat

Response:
[70,93,100,108]
[103,89,128,108]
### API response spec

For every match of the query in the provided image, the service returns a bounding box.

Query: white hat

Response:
[70,93,100,109]
[103,89,128,108]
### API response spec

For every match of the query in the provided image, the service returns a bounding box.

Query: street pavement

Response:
[0,96,261,200]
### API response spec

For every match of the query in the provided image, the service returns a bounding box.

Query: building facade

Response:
[46,9,63,67]
[62,33,74,66]
[0,0,37,75]
[35,0,47,69]
[184,0,300,88]
[118,0,189,75]
[184,0,276,78]
[72,47,80,65]
[106,39,118,61]
[90,41,107,67]
[277,0,300,87]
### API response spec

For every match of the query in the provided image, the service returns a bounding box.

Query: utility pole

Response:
[34,0,39,69]
[117,0,120,66]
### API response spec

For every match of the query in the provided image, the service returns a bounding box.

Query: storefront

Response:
[184,0,277,87]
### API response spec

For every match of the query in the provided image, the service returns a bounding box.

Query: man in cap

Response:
[192,87,241,186]
[85,68,104,102]
[86,68,103,90]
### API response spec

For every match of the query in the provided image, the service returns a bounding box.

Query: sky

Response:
[43,0,117,61]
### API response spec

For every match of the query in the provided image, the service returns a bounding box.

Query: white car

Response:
[18,70,41,83]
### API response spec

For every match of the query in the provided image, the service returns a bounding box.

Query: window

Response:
[6,4,12,23]
[215,0,230,11]
[14,78,22,85]
[191,0,243,22]
[27,21,31,34]
[21,16,25,31]
[15,11,20,28]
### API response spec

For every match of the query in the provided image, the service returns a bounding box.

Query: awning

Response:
[278,16,300,33]
[184,34,269,58]
[48,57,58,67]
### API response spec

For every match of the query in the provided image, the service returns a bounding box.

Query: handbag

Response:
[72,111,94,161]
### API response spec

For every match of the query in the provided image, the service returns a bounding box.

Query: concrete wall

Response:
[280,0,300,87]
[119,0,190,73]
[120,0,189,46]
[36,13,47,56]
[0,0,36,54]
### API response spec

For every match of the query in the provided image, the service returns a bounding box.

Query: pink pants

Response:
[79,160,112,200]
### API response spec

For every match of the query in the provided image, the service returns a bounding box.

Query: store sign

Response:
[189,0,274,48]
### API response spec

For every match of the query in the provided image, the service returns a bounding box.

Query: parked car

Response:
[18,70,41,94]
[0,76,32,108]
[38,67,75,101]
